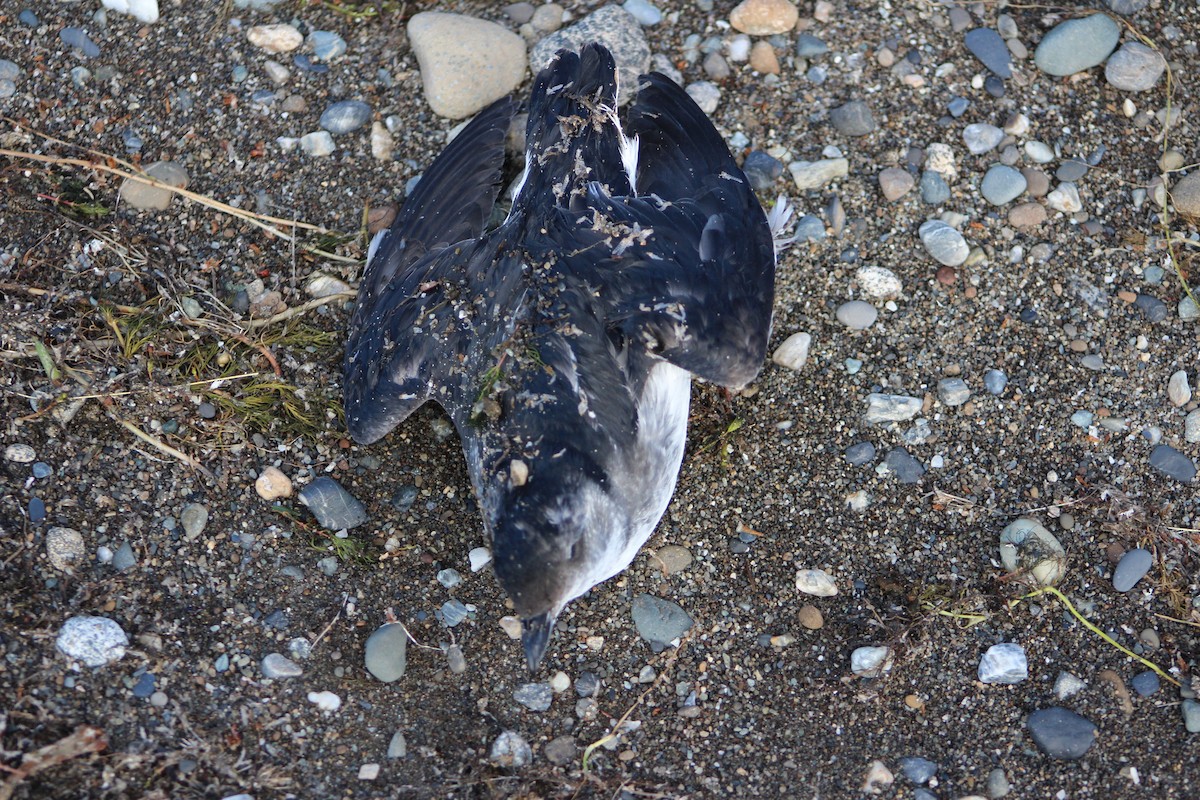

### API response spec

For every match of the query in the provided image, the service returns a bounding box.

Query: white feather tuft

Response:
[766,195,797,256]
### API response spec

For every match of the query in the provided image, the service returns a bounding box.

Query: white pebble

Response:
[469,546,492,571]
[307,690,342,712]
[772,332,812,371]
[795,568,838,596]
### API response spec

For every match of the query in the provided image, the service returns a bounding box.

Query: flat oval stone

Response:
[919,220,969,266]
[836,300,878,330]
[980,164,1027,205]
[409,12,527,119]
[1026,708,1097,759]
[964,27,1012,78]
[320,100,371,134]
[1034,13,1120,76]
[364,623,408,682]
[1113,548,1152,593]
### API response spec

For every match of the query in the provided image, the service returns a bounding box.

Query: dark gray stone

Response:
[829,100,877,136]
[884,448,925,483]
[299,477,368,529]
[1026,707,1097,759]
[964,28,1012,78]
[1149,445,1196,483]
[631,593,693,644]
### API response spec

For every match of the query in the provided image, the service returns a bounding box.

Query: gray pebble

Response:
[61,27,102,58]
[1055,159,1089,182]
[919,220,969,266]
[884,448,925,483]
[1107,0,1148,13]
[19,9,39,26]
[937,378,971,406]
[308,30,347,61]
[445,643,467,673]
[503,2,535,23]
[575,671,600,697]
[1181,296,1200,322]
[436,568,462,588]
[181,503,209,539]
[622,0,662,26]
[112,541,137,572]
[299,477,368,529]
[46,527,86,572]
[702,52,731,80]
[919,171,950,205]
[963,123,1004,155]
[898,756,938,785]
[829,100,877,136]
[1149,445,1196,483]
[1185,409,1200,444]
[56,615,128,667]
[1034,13,1120,76]
[845,441,876,465]
[979,642,1028,684]
[1183,699,1200,733]
[850,645,892,676]
[131,671,156,698]
[490,731,532,767]
[742,151,783,191]
[1105,41,1165,91]
[980,164,1027,205]
[320,100,372,134]
[513,682,553,711]
[836,300,878,329]
[631,593,693,644]
[1026,707,1097,759]
[299,131,336,156]
[1130,670,1160,696]
[987,767,1012,798]
[543,735,577,765]
[795,34,829,58]
[261,653,303,679]
[387,731,408,758]
[946,96,970,117]
[1024,141,1056,164]
[984,369,1008,395]
[864,393,922,424]
[1133,293,1168,322]
[1113,547,1153,592]
[964,28,1012,78]
[317,556,339,576]
[364,623,408,682]
[440,599,470,627]
[795,215,826,241]
[1054,671,1086,699]
[685,81,720,113]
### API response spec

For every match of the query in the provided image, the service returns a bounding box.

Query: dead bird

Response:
[344,44,787,670]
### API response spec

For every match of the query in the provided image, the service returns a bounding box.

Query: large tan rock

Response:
[729,0,799,35]
[408,12,526,120]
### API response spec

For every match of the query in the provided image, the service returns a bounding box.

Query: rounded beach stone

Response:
[729,0,799,35]
[408,13,527,119]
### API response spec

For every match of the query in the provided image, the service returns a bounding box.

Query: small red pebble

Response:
[936,266,957,285]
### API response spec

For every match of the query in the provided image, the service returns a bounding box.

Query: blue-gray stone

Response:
[885,448,925,483]
[1107,0,1148,13]
[60,27,101,58]
[1034,13,1120,76]
[980,164,1027,206]
[919,171,951,205]
[263,610,289,629]
[364,623,408,682]
[963,123,1004,155]
[1143,265,1164,284]
[622,0,662,25]
[1071,410,1094,428]
[440,599,470,627]
[984,369,1008,395]
[112,541,137,572]
[320,100,372,134]
[261,652,302,679]
[298,477,368,530]
[947,96,969,117]
[795,215,825,241]
[214,654,230,672]
[984,75,1006,98]
[1133,293,1168,322]
[1113,547,1153,591]
[436,568,462,589]
[631,593,692,644]
[1149,445,1195,482]
[121,128,143,152]
[132,671,156,698]
[19,9,40,26]
[575,671,600,696]
[308,30,347,61]
[293,54,330,74]
[1183,699,1200,733]
[845,441,876,466]
[70,66,91,88]
[231,65,248,83]
[898,756,938,785]
[1026,708,1097,759]
[795,34,829,58]
[0,60,19,82]
[29,497,45,524]
[250,89,276,106]
[829,100,876,137]
[1056,159,1089,182]
[513,682,553,711]
[391,485,418,511]
[1131,670,1159,696]
[964,28,1012,78]
[742,150,783,191]
[32,461,52,479]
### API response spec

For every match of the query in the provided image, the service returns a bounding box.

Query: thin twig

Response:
[242,292,357,329]
[104,405,213,479]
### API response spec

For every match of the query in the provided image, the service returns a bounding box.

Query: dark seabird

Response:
[344,44,788,670]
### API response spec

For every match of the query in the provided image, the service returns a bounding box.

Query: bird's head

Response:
[490,464,629,671]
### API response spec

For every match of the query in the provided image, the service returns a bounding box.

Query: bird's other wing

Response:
[583,73,776,389]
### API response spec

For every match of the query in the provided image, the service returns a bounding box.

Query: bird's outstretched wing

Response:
[344,97,518,444]
[563,73,777,389]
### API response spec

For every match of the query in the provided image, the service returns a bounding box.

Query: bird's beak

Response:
[521,612,556,671]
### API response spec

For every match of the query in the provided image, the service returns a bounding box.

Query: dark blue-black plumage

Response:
[344,44,778,669]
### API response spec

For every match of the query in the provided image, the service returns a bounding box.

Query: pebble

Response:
[788,158,849,191]
[622,0,661,25]
[742,151,784,190]
[299,477,368,530]
[112,542,136,572]
[440,599,470,627]
[988,767,1012,798]
[919,220,970,266]
[1167,370,1192,407]
[999,517,1066,586]
[844,441,876,465]
[544,735,577,765]
[1034,13,1120,76]
[364,623,408,682]
[6,443,35,463]
[60,27,102,58]
[685,81,720,114]
[878,168,914,202]
[962,123,1004,155]
[513,682,553,711]
[1026,707,1097,759]
[919,171,950,205]
[850,645,892,677]
[729,0,799,35]
[29,498,46,524]
[180,503,208,540]
[1008,202,1047,229]
[795,33,829,58]
[1046,183,1082,213]
[19,9,39,26]
[1181,295,1200,322]
[1149,445,1196,483]
[883,448,925,483]
[119,161,189,210]
[1055,159,1089,182]
[864,393,922,424]
[531,3,565,32]
[407,13,526,119]
[938,378,971,406]
[964,28,1012,78]
[320,100,372,134]
[468,546,492,572]
[980,164,1027,205]
[829,100,877,137]
[797,604,824,629]
[947,96,970,118]
[855,266,902,300]
[490,731,532,767]
[1023,141,1055,164]
[247,24,304,54]
[795,568,838,597]
[1183,700,1200,733]
[1185,409,1200,444]
[794,215,826,241]
[1131,670,1160,697]
[1132,293,1167,322]
[255,466,293,500]
[1172,172,1200,218]
[836,300,878,330]
[702,52,731,80]
[1054,671,1087,699]
[297,130,334,156]
[307,691,341,712]
[631,593,692,644]
[387,731,408,758]
[984,369,1008,395]
[899,756,938,785]
[979,642,1028,684]
[649,544,692,576]
[131,671,156,698]
[308,30,347,61]
[749,41,780,74]
[46,527,87,572]
[530,6,649,107]
[770,332,813,373]
[56,616,128,667]
[262,653,303,679]
[436,568,463,589]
